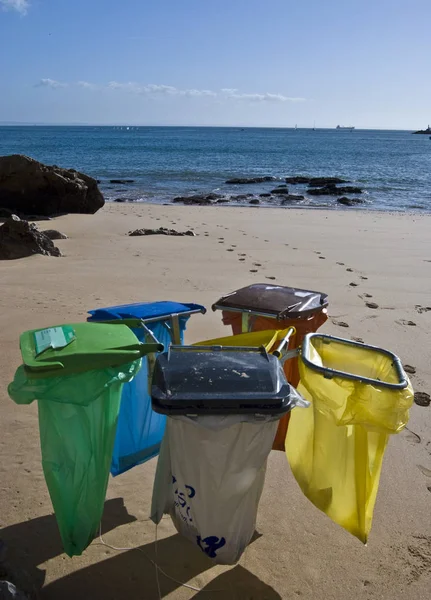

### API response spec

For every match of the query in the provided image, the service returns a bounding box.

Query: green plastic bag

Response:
[8,360,141,557]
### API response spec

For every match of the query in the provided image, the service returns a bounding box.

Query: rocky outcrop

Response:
[337,197,365,206]
[225,176,275,184]
[308,177,349,187]
[128,227,195,237]
[281,194,305,203]
[172,193,222,205]
[412,126,431,134]
[270,187,289,195]
[42,229,68,240]
[109,179,135,184]
[285,176,311,184]
[249,199,260,204]
[308,184,363,196]
[0,155,104,217]
[0,215,62,259]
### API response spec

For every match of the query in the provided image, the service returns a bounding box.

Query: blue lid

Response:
[88,301,206,322]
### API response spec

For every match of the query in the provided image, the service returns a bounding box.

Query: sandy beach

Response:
[1,202,430,600]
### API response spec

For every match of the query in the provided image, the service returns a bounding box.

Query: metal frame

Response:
[301,333,408,390]
[167,344,271,361]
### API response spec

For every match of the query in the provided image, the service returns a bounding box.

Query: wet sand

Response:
[0,203,430,599]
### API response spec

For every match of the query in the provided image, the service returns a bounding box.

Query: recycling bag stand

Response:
[212,283,328,450]
[150,343,306,565]
[286,333,414,543]
[88,301,206,476]
[8,322,161,557]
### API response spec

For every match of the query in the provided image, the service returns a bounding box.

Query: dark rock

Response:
[285,176,311,184]
[225,176,275,184]
[172,193,221,205]
[308,184,363,196]
[259,193,271,198]
[0,155,104,216]
[216,198,230,203]
[412,126,431,135]
[276,184,289,189]
[42,229,68,240]
[128,227,195,237]
[281,195,305,204]
[0,581,29,600]
[109,179,135,184]
[114,198,126,202]
[0,215,62,259]
[270,188,289,195]
[249,199,260,204]
[96,179,101,184]
[337,196,365,206]
[308,177,349,187]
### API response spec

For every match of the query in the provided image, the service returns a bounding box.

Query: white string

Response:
[96,521,224,596]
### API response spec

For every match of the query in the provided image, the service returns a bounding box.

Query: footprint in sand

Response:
[336,262,345,266]
[250,269,258,273]
[239,253,247,257]
[204,234,209,237]
[352,336,364,343]
[319,256,326,260]
[292,247,298,250]
[360,276,368,280]
[239,258,246,262]
[364,293,373,298]
[266,276,276,280]
[417,465,431,477]
[404,427,421,445]
[415,305,431,314]
[349,282,358,287]
[366,302,379,309]
[314,251,321,255]
[226,249,234,252]
[218,241,224,244]
[253,263,262,267]
[414,392,431,407]
[332,320,349,328]
[403,364,416,374]
[231,245,237,248]
[346,268,354,272]
[396,319,416,326]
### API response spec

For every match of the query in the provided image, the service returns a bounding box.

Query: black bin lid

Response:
[212,283,328,320]
[151,346,292,415]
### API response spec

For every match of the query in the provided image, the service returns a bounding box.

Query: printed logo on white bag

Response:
[197,535,227,558]
[172,475,195,524]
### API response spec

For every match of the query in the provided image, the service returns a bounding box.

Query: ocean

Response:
[0,126,430,212]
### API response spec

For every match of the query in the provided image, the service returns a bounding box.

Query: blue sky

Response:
[1,0,430,128]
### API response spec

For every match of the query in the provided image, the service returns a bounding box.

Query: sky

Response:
[0,0,430,128]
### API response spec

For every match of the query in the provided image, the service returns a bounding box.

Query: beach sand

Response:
[0,202,430,599]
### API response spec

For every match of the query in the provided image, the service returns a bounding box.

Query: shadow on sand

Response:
[1,498,281,600]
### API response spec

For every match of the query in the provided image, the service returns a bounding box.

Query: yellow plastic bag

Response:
[194,328,291,351]
[286,335,414,543]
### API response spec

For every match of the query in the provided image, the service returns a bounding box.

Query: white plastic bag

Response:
[150,414,279,565]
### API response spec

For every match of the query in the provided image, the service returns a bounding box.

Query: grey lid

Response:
[151,346,292,415]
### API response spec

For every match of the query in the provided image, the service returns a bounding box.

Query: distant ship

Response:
[336,125,355,130]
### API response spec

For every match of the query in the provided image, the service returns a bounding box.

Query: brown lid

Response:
[212,283,328,320]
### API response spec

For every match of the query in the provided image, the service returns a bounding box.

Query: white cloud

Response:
[35,78,306,103]
[0,0,29,15]
[35,78,68,89]
[77,81,98,90]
